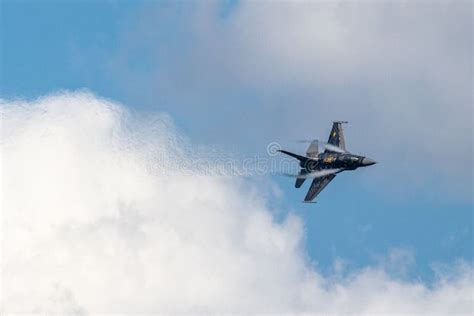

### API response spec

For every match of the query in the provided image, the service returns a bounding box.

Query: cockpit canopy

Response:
[339,154,360,162]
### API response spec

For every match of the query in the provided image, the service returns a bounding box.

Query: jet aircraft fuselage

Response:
[303,152,376,173]
[278,121,376,202]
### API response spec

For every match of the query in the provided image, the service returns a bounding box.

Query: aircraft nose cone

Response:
[361,157,376,166]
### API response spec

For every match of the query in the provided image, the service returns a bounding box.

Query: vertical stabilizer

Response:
[327,121,348,151]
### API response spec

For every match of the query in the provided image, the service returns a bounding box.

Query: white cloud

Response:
[1,92,472,314]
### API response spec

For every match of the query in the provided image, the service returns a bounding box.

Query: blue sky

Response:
[1,0,472,286]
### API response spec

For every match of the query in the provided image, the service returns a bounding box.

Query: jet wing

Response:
[326,121,347,152]
[304,174,336,202]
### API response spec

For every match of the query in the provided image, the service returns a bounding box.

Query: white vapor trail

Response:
[282,168,341,179]
[1,91,472,314]
[303,168,341,179]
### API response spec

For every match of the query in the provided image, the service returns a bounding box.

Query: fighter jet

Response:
[278,121,376,202]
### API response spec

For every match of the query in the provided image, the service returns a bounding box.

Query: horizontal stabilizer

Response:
[295,170,307,188]
[306,141,319,158]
